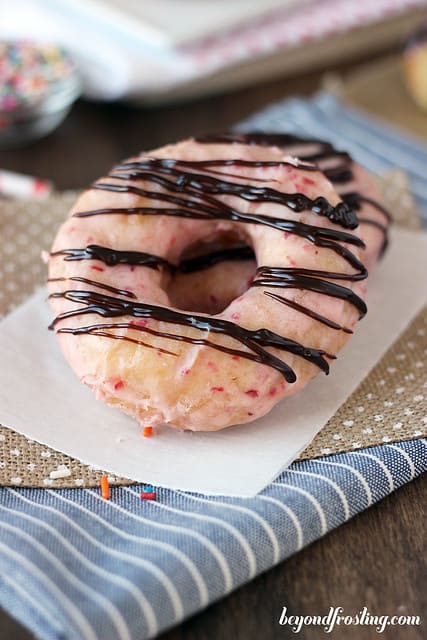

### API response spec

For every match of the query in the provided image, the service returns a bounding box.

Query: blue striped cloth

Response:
[1,93,426,640]
[0,441,426,640]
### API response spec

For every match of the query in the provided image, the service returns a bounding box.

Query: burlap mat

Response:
[0,178,425,488]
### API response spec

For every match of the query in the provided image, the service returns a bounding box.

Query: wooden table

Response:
[0,53,425,640]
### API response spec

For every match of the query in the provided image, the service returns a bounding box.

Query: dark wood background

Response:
[0,48,426,640]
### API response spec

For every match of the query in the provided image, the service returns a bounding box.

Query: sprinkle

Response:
[143,485,153,493]
[49,465,71,479]
[140,491,156,501]
[100,475,110,500]
[245,389,259,398]
[0,41,76,112]
[302,177,315,185]
[143,427,153,438]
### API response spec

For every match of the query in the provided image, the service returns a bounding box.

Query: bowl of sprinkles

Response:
[0,41,81,148]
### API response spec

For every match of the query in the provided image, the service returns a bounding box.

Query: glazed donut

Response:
[48,137,372,431]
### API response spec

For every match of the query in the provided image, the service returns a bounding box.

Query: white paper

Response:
[0,227,426,496]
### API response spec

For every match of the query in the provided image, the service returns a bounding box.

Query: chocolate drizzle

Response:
[251,266,367,319]
[343,192,391,256]
[195,132,391,254]
[49,290,334,383]
[48,276,136,299]
[49,134,371,382]
[50,243,255,274]
[178,245,254,273]
[263,291,353,334]
[50,245,170,270]
[75,158,358,230]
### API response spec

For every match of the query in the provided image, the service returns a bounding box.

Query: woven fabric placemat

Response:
[0,181,425,488]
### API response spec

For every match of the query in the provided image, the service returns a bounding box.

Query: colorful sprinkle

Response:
[245,389,259,398]
[140,491,156,501]
[0,41,77,112]
[142,485,153,493]
[100,475,110,500]
[143,427,153,438]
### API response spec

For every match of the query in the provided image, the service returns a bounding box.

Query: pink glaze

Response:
[245,389,259,398]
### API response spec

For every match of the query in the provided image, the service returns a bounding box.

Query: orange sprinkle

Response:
[100,476,110,500]
[143,427,153,438]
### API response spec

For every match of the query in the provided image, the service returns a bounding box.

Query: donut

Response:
[48,137,374,432]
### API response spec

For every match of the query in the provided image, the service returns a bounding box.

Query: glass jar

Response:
[0,41,81,149]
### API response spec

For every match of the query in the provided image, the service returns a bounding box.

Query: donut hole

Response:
[165,231,257,315]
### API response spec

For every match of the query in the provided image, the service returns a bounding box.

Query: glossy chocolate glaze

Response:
[50,245,170,270]
[49,289,334,383]
[51,243,255,274]
[48,276,136,299]
[75,157,358,230]
[178,245,255,273]
[251,266,367,318]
